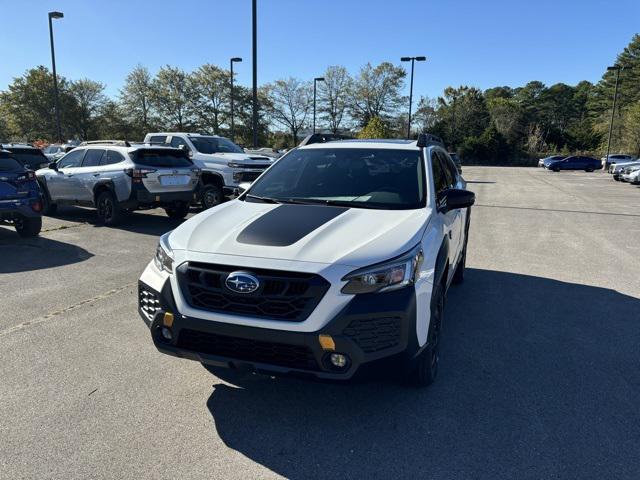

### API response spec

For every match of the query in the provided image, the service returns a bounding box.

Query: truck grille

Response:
[178,262,330,322]
[176,328,319,371]
[343,316,401,353]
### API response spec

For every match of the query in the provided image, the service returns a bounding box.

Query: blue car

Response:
[546,155,602,172]
[0,149,43,237]
[538,155,565,168]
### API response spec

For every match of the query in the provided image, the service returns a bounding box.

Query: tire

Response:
[406,283,444,387]
[96,190,122,226]
[552,168,560,172]
[164,202,190,220]
[200,183,224,209]
[14,215,42,237]
[585,167,594,172]
[39,183,57,216]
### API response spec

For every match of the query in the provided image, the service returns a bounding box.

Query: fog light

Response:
[330,353,348,368]
[160,327,173,341]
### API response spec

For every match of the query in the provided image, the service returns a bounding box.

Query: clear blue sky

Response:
[1,0,638,100]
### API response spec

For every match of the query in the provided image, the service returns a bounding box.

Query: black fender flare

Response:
[92,180,116,205]
[200,171,225,187]
[433,238,449,289]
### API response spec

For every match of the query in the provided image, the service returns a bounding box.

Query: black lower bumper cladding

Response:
[139,280,417,380]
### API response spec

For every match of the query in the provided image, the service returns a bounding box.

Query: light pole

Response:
[313,77,325,134]
[251,0,258,148]
[230,57,242,142]
[401,56,426,139]
[48,11,64,143]
[604,65,632,170]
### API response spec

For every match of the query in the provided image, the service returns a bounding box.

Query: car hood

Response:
[168,200,430,268]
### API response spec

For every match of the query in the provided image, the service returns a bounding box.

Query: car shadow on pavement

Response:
[0,228,93,273]
[205,268,640,479]
[49,206,186,237]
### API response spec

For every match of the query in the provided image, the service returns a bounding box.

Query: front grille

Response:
[343,316,401,353]
[237,171,263,182]
[178,262,330,322]
[176,328,319,371]
[139,284,161,322]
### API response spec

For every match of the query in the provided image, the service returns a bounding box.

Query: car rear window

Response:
[7,149,46,166]
[0,157,24,172]
[133,149,193,168]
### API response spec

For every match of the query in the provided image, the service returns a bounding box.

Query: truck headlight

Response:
[154,232,174,273]
[227,162,243,168]
[341,245,424,294]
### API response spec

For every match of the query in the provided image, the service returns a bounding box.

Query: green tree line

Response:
[1,34,638,162]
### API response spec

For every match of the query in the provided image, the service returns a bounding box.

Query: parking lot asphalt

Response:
[1,167,639,479]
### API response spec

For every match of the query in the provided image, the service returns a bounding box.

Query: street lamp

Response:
[48,11,64,143]
[604,65,632,170]
[251,0,258,148]
[230,57,242,142]
[401,56,426,139]
[313,77,325,134]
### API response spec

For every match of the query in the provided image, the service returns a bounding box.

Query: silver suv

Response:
[36,141,200,225]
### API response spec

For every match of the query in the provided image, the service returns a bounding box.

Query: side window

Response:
[431,151,448,195]
[441,152,459,186]
[103,150,126,165]
[82,149,106,167]
[58,149,86,168]
[150,135,167,145]
[436,152,455,188]
[170,136,190,151]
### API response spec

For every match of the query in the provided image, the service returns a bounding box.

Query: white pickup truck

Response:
[144,133,274,209]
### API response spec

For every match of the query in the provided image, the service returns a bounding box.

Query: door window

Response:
[82,149,106,167]
[431,151,448,195]
[170,136,188,149]
[58,149,86,168]
[149,136,167,145]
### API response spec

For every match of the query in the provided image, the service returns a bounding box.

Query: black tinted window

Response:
[170,137,188,149]
[247,148,426,210]
[7,149,47,168]
[149,136,167,144]
[432,152,448,194]
[103,150,126,165]
[0,157,24,172]
[58,149,86,168]
[82,149,106,167]
[133,150,192,167]
[441,152,459,186]
[190,137,244,154]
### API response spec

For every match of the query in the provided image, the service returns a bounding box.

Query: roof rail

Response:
[79,140,132,147]
[416,133,444,148]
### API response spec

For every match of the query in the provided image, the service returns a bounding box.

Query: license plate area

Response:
[159,175,190,186]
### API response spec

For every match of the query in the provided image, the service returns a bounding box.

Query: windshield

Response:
[244,147,426,210]
[190,136,244,154]
[0,157,24,172]
[44,146,62,154]
[134,150,193,168]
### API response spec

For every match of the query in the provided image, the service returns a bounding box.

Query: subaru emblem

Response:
[225,271,260,294]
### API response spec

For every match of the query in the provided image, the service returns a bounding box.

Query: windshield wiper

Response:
[245,194,281,204]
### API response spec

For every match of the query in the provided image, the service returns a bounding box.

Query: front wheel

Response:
[96,190,121,226]
[200,183,224,209]
[15,215,42,237]
[164,202,190,220]
[406,283,444,387]
[39,183,57,216]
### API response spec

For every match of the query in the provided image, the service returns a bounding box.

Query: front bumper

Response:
[138,279,418,380]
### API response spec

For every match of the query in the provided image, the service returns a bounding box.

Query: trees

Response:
[351,62,406,127]
[69,79,107,140]
[262,78,311,145]
[357,116,390,139]
[119,65,154,137]
[190,64,230,135]
[318,66,351,133]
[150,66,193,131]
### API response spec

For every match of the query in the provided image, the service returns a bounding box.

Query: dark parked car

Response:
[0,150,43,237]
[546,156,602,172]
[0,144,50,170]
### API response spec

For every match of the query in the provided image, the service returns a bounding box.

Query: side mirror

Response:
[438,188,475,213]
[48,162,58,171]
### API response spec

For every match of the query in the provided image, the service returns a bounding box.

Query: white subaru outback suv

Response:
[143,133,274,209]
[138,134,475,386]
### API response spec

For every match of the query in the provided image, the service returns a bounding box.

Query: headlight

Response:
[154,232,174,273]
[341,245,424,294]
[227,162,243,168]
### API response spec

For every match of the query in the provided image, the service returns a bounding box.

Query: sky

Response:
[0,0,638,101]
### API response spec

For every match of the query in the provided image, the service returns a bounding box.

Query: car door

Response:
[75,149,106,202]
[435,150,463,265]
[430,149,459,270]
[46,149,86,200]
